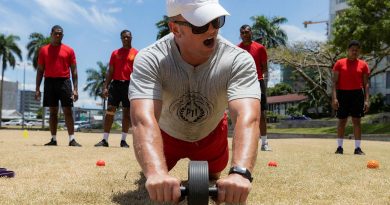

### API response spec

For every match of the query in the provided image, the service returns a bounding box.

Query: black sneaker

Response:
[120,140,129,148]
[354,147,365,155]
[44,138,57,146]
[69,139,82,147]
[95,139,109,147]
[335,146,343,154]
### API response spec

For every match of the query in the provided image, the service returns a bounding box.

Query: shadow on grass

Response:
[111,172,151,205]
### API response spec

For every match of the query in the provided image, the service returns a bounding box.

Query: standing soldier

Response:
[95,30,138,148]
[35,25,82,147]
[238,24,271,151]
[333,40,370,155]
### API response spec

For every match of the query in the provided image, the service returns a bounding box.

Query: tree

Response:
[0,33,22,127]
[26,32,50,69]
[267,83,293,96]
[368,93,385,114]
[269,41,342,113]
[332,0,390,77]
[36,107,43,119]
[250,15,288,48]
[156,15,170,40]
[83,61,107,113]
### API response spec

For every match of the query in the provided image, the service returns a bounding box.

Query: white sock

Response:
[69,135,75,142]
[52,135,57,141]
[337,138,343,147]
[103,133,109,141]
[121,132,127,141]
[261,136,268,145]
[355,140,361,148]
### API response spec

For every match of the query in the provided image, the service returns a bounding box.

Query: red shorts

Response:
[161,114,229,174]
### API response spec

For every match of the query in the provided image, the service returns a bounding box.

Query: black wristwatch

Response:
[228,166,253,182]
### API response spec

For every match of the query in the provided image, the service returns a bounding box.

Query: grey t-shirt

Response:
[129,33,260,142]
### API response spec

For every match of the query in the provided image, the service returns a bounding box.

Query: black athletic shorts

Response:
[336,89,365,119]
[108,80,130,107]
[259,80,268,111]
[43,77,73,107]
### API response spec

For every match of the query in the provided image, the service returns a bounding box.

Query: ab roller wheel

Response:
[180,161,218,205]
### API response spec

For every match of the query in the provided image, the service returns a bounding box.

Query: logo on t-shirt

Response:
[169,92,213,124]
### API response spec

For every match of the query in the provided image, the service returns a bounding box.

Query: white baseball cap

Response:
[167,0,230,27]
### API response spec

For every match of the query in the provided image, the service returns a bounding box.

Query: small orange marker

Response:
[96,160,106,167]
[367,160,379,169]
[268,161,278,167]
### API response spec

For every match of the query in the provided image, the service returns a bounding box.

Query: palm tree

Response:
[156,15,170,40]
[250,15,288,48]
[26,32,50,69]
[0,33,22,127]
[84,61,108,113]
[26,32,50,128]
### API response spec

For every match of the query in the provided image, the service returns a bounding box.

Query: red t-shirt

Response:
[38,44,76,78]
[333,58,370,90]
[238,41,268,80]
[109,47,138,81]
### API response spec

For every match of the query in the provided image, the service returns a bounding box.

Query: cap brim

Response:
[182,3,230,27]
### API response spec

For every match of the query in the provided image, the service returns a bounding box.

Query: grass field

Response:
[0,130,389,205]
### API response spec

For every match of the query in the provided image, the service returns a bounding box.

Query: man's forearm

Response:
[133,123,169,177]
[131,100,167,178]
[332,85,337,100]
[72,73,78,91]
[36,70,44,91]
[231,117,259,171]
[104,74,113,89]
[365,86,369,101]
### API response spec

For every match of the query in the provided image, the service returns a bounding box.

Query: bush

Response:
[286,106,302,116]
[369,93,385,114]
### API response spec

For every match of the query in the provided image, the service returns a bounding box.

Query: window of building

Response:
[337,0,346,4]
[387,71,390,88]
[386,94,390,105]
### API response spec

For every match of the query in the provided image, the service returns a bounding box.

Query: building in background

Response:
[17,90,41,119]
[268,94,308,116]
[329,0,390,104]
[328,0,348,40]
[0,80,18,110]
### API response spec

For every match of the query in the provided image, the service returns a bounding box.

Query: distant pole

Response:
[22,63,25,129]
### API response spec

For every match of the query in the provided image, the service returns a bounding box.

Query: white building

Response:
[0,80,18,110]
[17,90,41,114]
[328,0,349,40]
[329,0,390,104]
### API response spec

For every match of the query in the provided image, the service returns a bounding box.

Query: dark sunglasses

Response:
[173,16,225,34]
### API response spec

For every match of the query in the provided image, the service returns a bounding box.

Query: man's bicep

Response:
[363,73,369,85]
[130,99,162,123]
[108,64,115,74]
[228,98,260,124]
[332,71,339,83]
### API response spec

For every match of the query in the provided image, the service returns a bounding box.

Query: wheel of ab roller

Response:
[187,161,209,205]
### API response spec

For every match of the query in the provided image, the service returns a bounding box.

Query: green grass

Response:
[269,123,390,135]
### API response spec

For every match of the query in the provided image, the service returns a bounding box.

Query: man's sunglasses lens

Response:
[192,16,225,34]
